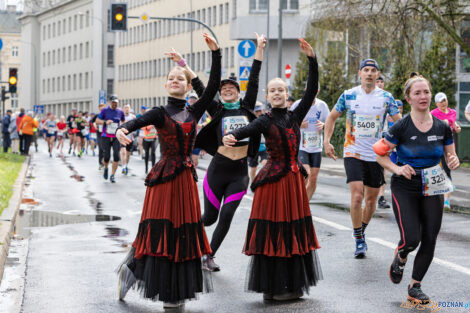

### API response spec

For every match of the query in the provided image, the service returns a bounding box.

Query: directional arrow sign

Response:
[239,66,251,80]
[237,40,256,59]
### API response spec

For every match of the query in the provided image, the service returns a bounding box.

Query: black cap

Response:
[287,96,295,102]
[109,94,118,101]
[220,76,240,91]
[376,75,384,81]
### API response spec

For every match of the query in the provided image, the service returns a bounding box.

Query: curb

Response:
[0,156,30,285]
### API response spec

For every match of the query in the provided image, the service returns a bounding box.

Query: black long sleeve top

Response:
[118,49,221,186]
[229,56,319,190]
[193,58,262,157]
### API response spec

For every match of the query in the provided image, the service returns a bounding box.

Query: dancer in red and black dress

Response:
[115,33,221,309]
[223,38,322,301]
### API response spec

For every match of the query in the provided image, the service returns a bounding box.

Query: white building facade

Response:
[19,0,115,116]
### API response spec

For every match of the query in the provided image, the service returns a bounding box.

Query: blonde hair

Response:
[166,66,192,84]
[266,77,288,94]
[403,73,431,98]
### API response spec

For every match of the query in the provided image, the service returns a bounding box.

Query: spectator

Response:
[2,110,12,152]
[16,108,25,153]
[18,111,39,156]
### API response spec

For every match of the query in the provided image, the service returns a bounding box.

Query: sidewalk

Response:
[196,155,470,212]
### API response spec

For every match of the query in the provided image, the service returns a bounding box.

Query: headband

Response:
[404,77,427,94]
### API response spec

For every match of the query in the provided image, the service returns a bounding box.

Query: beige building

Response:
[0,5,21,112]
[115,0,239,112]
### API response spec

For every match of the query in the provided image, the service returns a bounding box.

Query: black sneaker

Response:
[378,196,391,209]
[103,168,109,180]
[407,283,430,304]
[110,174,116,183]
[202,255,220,272]
[389,248,406,284]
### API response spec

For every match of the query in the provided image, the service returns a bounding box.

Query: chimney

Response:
[7,4,16,13]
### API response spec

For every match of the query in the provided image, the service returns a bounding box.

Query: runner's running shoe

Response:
[202,255,220,272]
[389,248,406,284]
[407,283,430,304]
[103,168,109,180]
[354,238,367,258]
[110,174,116,183]
[378,196,391,209]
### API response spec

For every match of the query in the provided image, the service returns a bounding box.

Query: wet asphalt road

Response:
[3,140,470,313]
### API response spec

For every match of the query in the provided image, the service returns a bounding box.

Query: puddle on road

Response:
[103,226,130,248]
[15,209,121,238]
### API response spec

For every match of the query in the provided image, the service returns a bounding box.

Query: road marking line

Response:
[311,216,470,277]
[312,216,351,231]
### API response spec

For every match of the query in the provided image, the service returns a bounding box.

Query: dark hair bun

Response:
[409,72,420,78]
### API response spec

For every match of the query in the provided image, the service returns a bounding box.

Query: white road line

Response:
[311,217,470,277]
[312,216,351,231]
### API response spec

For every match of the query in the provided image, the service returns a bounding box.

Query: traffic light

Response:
[9,68,18,94]
[1,87,9,102]
[110,3,127,31]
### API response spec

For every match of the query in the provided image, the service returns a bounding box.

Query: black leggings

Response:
[143,139,157,173]
[202,153,249,256]
[391,174,444,281]
[102,136,121,163]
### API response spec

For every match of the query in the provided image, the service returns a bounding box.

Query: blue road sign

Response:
[239,66,251,80]
[0,38,3,51]
[237,40,256,58]
[33,105,44,114]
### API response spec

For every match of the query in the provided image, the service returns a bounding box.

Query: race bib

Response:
[58,130,64,137]
[422,164,455,196]
[98,125,103,132]
[81,128,89,136]
[223,116,249,142]
[72,122,77,128]
[90,133,97,139]
[354,114,380,139]
[302,131,322,149]
[106,122,118,135]
[48,128,56,134]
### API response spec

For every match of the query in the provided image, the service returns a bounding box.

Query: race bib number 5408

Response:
[354,114,380,139]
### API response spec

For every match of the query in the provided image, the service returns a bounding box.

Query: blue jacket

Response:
[2,115,11,133]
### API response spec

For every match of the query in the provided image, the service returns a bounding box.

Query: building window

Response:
[12,46,18,57]
[281,0,299,10]
[224,48,229,68]
[68,75,71,90]
[42,79,45,93]
[250,0,268,11]
[74,15,77,31]
[57,49,60,64]
[230,46,235,67]
[68,46,71,62]
[73,44,77,60]
[57,76,60,91]
[52,50,55,65]
[52,78,55,92]
[63,48,66,63]
[86,42,90,58]
[48,24,51,39]
[47,78,50,93]
[48,51,51,66]
[43,25,46,40]
[80,14,83,29]
[62,76,65,91]
[11,94,18,108]
[107,45,114,67]
[63,19,66,34]
[53,22,56,37]
[224,3,229,23]
[79,73,83,89]
[73,74,77,90]
[58,21,61,36]
[232,0,237,19]
[80,43,83,59]
[86,11,90,27]
[107,79,114,96]
[68,17,72,32]
[460,19,470,73]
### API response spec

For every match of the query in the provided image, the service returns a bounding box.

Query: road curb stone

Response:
[0,156,30,285]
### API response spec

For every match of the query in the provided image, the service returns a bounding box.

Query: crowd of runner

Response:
[2,30,467,310]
